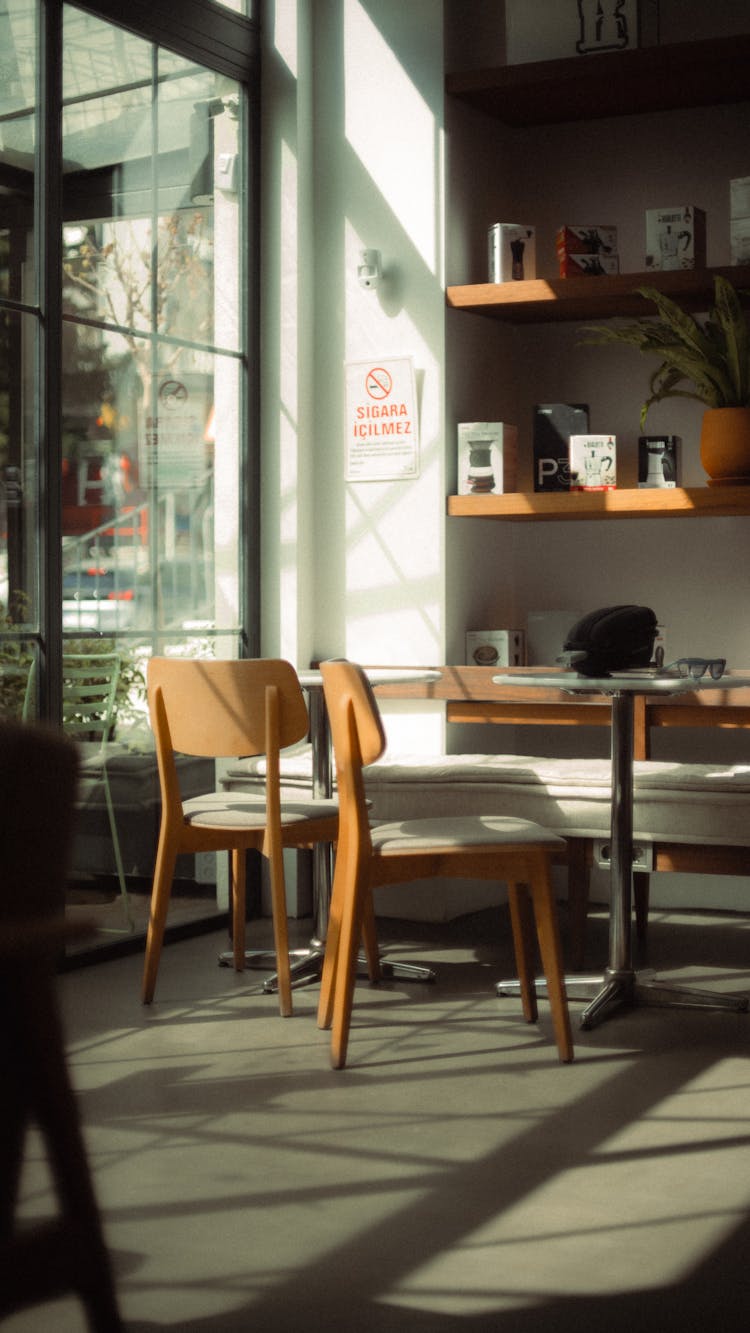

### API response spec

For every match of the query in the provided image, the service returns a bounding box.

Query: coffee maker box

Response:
[730,177,750,265]
[488,224,536,282]
[638,435,680,487]
[645,206,706,270]
[457,422,518,495]
[533,403,589,492]
[569,434,616,490]
[465,629,525,668]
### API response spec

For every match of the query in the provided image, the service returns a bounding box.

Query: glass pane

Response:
[1,309,39,719]
[61,4,245,702]
[0,0,36,304]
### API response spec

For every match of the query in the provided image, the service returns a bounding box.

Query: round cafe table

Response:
[492,669,750,1030]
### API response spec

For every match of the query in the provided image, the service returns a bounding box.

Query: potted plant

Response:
[581,275,750,485]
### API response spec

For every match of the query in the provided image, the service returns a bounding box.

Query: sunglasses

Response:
[663,657,726,681]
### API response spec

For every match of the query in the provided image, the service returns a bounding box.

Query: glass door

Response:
[58,6,248,912]
[2,1,256,934]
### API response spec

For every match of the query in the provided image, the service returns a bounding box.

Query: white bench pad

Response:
[223,747,750,849]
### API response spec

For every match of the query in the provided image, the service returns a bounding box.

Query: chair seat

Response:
[371,814,567,853]
[184,791,338,830]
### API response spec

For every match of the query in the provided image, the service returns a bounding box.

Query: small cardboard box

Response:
[526,610,585,666]
[730,176,750,219]
[488,224,536,282]
[645,206,706,270]
[559,253,620,278]
[505,0,638,64]
[731,217,750,266]
[638,435,681,488]
[466,629,525,668]
[569,434,616,490]
[556,224,618,258]
[533,403,589,492]
[457,422,518,495]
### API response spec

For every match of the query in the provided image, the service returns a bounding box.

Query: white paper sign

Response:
[345,357,419,481]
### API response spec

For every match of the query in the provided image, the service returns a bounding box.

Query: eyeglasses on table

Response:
[662,657,727,680]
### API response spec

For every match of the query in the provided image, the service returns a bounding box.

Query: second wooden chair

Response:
[143,657,339,1016]
[317,660,574,1067]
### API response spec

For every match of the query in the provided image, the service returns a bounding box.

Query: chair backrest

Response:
[320,660,386,846]
[62,651,121,751]
[147,657,310,760]
[0,720,79,923]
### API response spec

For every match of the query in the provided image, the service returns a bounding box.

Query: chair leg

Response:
[231,848,247,973]
[330,875,368,1070]
[360,892,382,982]
[565,837,589,970]
[528,859,574,1064]
[100,765,133,931]
[318,855,346,1030]
[141,831,178,1004]
[507,885,538,1024]
[633,870,650,947]
[265,846,293,1018]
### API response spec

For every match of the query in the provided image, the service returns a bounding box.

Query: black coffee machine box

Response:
[533,403,589,492]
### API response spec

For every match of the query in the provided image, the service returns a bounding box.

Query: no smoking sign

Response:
[345,356,419,481]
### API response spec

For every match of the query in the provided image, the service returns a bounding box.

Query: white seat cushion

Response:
[371,814,565,853]
[222,745,750,848]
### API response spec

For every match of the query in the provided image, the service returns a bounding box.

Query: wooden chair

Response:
[316,661,574,1068]
[142,657,339,1016]
[62,651,131,928]
[23,651,131,928]
[0,721,123,1330]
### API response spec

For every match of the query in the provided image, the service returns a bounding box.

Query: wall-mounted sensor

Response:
[357,248,382,290]
[216,152,238,193]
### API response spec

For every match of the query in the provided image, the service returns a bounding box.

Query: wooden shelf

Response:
[447,487,750,522]
[446,34,750,126]
[447,265,750,325]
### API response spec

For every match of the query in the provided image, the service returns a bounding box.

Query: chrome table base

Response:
[497,968,749,1030]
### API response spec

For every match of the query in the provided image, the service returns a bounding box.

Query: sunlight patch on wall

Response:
[273,0,298,77]
[344,0,437,272]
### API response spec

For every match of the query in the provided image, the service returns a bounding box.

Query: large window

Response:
[0,0,258,909]
[60,9,246,667]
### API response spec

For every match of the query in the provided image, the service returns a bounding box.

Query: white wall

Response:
[260,0,750,916]
[261,0,447,754]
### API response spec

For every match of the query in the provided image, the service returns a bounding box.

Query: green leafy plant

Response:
[581,275,750,427]
[0,592,34,720]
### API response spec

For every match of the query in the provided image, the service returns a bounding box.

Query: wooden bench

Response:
[223,666,750,968]
[373,666,750,962]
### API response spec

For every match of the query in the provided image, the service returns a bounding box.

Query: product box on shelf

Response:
[730,176,750,218]
[569,434,616,491]
[465,629,525,668]
[638,435,681,488]
[556,224,618,259]
[559,253,620,278]
[645,206,706,270]
[504,0,639,65]
[457,422,518,495]
[730,177,750,265]
[533,403,589,492]
[488,224,536,282]
[526,610,585,666]
[731,219,750,266]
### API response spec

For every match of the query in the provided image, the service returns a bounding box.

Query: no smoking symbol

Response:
[366,367,392,400]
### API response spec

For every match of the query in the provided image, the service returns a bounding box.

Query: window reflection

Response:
[60,8,244,681]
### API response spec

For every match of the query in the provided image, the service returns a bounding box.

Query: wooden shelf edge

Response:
[446,266,750,324]
[446,486,750,521]
[446,34,750,126]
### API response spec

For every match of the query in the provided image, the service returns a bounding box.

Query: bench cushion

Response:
[223,747,750,848]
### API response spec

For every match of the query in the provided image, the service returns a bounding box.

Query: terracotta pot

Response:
[700,406,750,485]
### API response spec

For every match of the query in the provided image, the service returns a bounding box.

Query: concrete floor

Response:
[7,903,750,1331]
